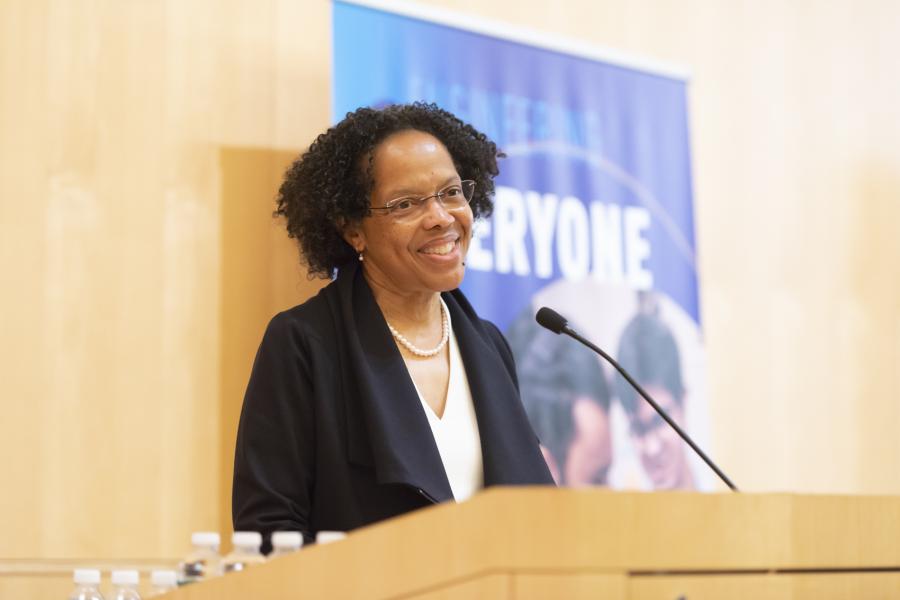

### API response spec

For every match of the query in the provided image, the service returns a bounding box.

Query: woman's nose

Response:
[421,195,454,228]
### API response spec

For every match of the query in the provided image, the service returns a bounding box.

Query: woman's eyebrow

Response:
[384,176,461,198]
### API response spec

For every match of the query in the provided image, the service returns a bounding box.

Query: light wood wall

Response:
[0,0,331,567]
[1,0,899,590]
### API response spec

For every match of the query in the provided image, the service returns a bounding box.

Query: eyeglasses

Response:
[368,180,476,219]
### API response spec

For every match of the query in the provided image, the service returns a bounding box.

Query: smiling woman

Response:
[232,103,555,551]
[343,130,474,301]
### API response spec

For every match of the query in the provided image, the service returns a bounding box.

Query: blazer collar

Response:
[335,262,552,502]
[445,290,554,487]
[337,263,454,503]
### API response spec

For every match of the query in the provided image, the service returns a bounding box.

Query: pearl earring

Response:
[358,251,364,262]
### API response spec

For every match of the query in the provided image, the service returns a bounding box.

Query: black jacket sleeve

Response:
[232,312,317,549]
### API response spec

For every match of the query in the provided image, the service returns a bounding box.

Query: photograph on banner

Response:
[333,0,711,490]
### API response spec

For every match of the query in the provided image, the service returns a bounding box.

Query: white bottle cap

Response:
[150,570,178,587]
[271,531,303,550]
[111,570,139,586]
[191,531,221,548]
[74,569,101,585]
[232,531,263,548]
[316,531,346,545]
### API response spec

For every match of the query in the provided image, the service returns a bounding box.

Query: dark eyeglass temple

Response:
[462,180,476,201]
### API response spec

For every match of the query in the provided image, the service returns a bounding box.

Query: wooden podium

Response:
[167,488,900,599]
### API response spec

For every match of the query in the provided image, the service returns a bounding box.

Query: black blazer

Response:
[232,262,554,547]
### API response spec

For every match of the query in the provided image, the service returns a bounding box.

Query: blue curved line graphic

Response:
[503,141,696,272]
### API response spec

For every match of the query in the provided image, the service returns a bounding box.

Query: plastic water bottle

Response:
[316,530,346,545]
[109,570,141,600]
[148,570,177,596]
[68,569,104,600]
[221,531,266,574]
[269,531,303,557]
[178,531,221,584]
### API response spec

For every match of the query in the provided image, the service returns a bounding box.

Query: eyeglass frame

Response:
[367,179,476,217]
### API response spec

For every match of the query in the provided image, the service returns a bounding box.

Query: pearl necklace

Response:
[386,299,449,358]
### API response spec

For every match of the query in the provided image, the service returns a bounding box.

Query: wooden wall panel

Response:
[513,573,626,599]
[218,147,327,541]
[0,0,329,561]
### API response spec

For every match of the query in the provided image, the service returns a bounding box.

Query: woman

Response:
[232,103,554,548]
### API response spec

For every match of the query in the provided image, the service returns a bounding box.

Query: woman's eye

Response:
[444,186,462,197]
[393,199,414,211]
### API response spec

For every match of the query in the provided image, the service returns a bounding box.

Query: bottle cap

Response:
[111,570,139,586]
[74,569,101,585]
[271,531,303,550]
[232,531,263,548]
[191,531,221,549]
[151,570,177,587]
[316,531,347,545]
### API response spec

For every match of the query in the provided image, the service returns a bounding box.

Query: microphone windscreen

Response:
[535,307,568,334]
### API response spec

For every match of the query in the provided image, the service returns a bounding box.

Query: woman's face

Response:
[345,129,473,295]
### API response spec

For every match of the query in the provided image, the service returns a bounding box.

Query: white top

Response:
[191,531,220,548]
[414,304,484,501]
[74,569,101,585]
[232,531,262,549]
[150,570,177,588]
[271,531,303,550]
[316,531,347,544]
[111,570,139,586]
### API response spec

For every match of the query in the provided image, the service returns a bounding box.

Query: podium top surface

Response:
[169,488,900,599]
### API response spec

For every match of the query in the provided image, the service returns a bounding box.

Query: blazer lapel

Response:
[445,292,554,487]
[336,263,454,503]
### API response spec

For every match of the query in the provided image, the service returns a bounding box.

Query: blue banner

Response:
[333,0,711,491]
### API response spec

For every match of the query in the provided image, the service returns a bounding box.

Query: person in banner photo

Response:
[506,308,613,487]
[232,103,554,549]
[615,292,693,490]
[508,281,702,492]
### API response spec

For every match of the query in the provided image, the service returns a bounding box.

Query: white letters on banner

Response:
[556,196,590,281]
[525,190,557,278]
[472,185,652,288]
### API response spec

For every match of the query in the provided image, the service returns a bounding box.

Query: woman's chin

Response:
[427,267,465,293]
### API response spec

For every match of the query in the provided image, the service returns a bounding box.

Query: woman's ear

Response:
[340,220,366,254]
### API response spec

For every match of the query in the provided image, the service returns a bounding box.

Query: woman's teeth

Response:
[421,241,455,255]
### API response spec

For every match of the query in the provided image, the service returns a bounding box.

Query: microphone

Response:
[535,306,739,492]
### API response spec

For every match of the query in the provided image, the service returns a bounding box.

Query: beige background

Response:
[1,0,899,595]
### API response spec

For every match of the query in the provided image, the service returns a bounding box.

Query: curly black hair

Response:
[275,102,503,278]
